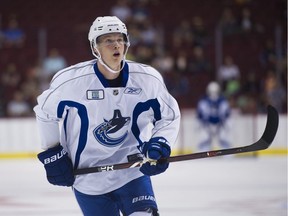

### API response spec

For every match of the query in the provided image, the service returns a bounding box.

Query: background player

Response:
[196,81,231,151]
[34,16,180,216]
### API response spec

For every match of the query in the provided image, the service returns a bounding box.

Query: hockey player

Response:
[34,16,180,216]
[196,81,231,151]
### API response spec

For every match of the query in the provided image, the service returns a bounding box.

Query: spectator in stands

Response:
[126,23,142,46]
[1,63,22,115]
[191,16,209,47]
[218,55,241,93]
[2,18,25,48]
[259,38,286,93]
[131,0,150,24]
[225,77,241,99]
[6,91,32,117]
[1,63,21,95]
[259,39,277,70]
[110,0,132,23]
[41,48,67,90]
[175,51,188,72]
[239,7,253,33]
[218,7,239,36]
[134,44,154,64]
[262,71,286,113]
[152,51,174,74]
[238,7,264,34]
[188,46,212,75]
[139,19,158,47]
[20,65,41,108]
[172,19,194,49]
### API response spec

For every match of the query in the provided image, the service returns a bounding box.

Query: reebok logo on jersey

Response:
[124,87,142,95]
[87,90,104,100]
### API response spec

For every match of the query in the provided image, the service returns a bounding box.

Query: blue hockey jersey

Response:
[197,96,230,125]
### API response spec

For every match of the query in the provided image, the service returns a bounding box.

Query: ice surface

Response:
[0,156,286,216]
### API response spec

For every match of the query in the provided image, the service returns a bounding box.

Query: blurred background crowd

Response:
[0,0,286,117]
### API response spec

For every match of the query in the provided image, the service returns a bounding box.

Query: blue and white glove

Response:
[37,144,75,187]
[139,137,171,176]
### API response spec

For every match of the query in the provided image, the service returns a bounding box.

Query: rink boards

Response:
[0,111,286,159]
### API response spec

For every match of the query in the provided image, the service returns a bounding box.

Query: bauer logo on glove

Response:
[37,144,75,187]
[43,148,68,165]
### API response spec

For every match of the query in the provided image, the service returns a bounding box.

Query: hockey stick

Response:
[74,105,279,175]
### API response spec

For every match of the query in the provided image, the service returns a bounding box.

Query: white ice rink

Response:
[0,156,287,216]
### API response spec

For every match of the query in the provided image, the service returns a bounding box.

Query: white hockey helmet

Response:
[88,16,130,73]
[206,81,221,100]
[88,16,129,45]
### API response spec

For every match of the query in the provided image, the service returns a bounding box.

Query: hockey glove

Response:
[139,137,171,176]
[38,144,75,187]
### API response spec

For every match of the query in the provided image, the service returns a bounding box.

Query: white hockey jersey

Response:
[34,59,181,195]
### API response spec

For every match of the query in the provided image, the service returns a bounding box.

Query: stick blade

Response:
[262,105,279,144]
[251,105,279,151]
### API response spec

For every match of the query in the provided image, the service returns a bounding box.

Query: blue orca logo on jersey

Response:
[93,110,130,147]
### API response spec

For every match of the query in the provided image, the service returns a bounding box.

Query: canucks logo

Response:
[93,110,130,147]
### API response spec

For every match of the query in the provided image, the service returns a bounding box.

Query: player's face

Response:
[96,33,125,71]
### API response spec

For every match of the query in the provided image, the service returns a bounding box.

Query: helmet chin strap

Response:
[92,45,127,74]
